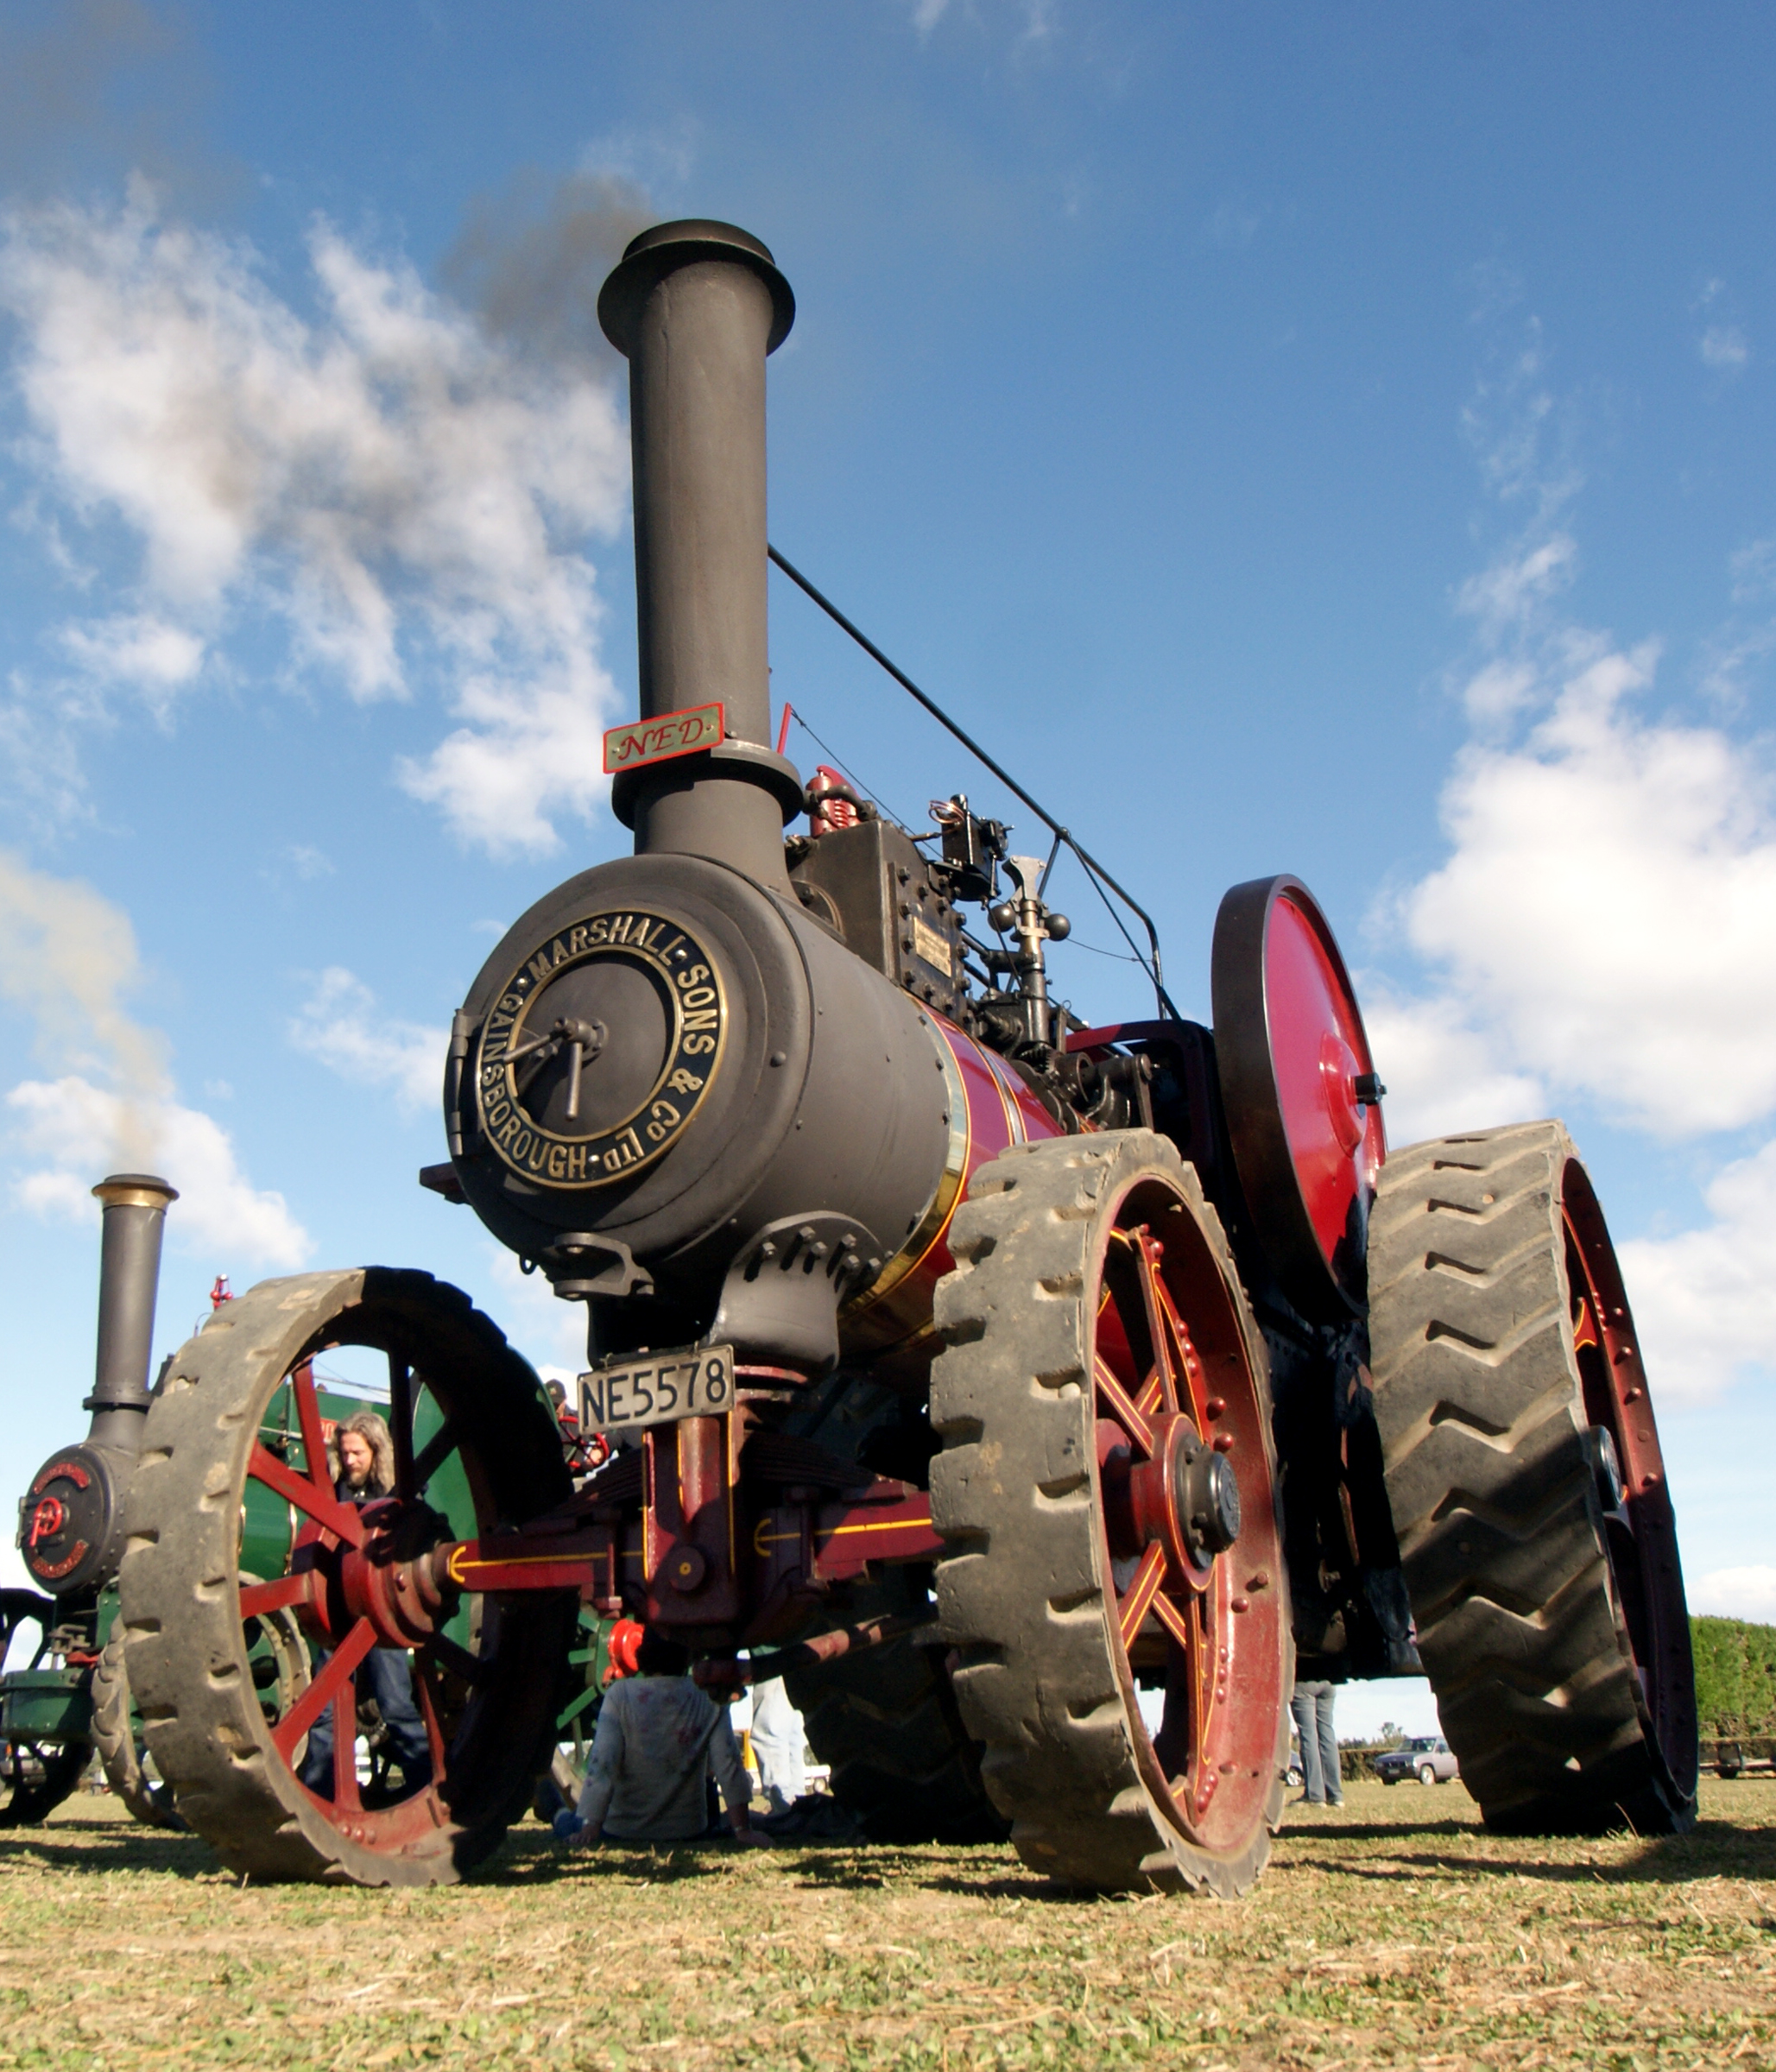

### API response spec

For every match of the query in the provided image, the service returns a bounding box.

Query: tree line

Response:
[1691,1616,1776,1739]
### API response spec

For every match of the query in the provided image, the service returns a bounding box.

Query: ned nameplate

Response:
[476,908,726,1189]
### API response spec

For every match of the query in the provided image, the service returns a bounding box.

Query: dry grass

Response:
[1,1778,1773,2069]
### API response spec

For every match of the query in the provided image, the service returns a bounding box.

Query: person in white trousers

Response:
[749,1673,806,1815]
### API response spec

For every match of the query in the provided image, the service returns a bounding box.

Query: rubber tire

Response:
[779,1377,1007,1845]
[1368,1121,1697,1836]
[930,1130,1292,1896]
[120,1267,577,1884]
[90,1633,184,1829]
[1418,1765,1436,1787]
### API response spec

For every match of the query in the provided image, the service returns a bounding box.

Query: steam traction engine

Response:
[112,221,1697,1892]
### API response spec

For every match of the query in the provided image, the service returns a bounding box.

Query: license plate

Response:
[578,1345,735,1432]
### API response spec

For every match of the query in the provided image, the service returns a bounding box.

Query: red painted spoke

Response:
[1150,1587,1194,1651]
[1151,1273,1210,1427]
[414,1655,450,1776]
[389,1356,417,1502]
[1093,1355,1155,1457]
[271,1616,376,1764]
[239,1573,311,1619]
[1117,1540,1167,1648]
[291,1359,336,1501]
[332,1681,361,1810]
[1122,1231,1179,1416]
[249,1443,365,1547]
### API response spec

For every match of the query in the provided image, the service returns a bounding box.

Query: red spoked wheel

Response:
[118,1268,578,1884]
[932,1130,1292,1895]
[1212,875,1386,1320]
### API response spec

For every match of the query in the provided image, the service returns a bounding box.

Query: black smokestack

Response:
[597,219,803,885]
[85,1172,177,1454]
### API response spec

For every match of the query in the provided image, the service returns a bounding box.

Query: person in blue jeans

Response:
[1290,1676,1343,1807]
[297,1413,433,1802]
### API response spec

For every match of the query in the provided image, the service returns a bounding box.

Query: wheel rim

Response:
[1559,1162,1697,1802]
[1090,1175,1288,1860]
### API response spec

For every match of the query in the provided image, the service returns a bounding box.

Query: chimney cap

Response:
[92,1173,179,1209]
[599,218,795,358]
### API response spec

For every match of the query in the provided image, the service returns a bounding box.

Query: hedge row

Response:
[1691,1615,1776,1737]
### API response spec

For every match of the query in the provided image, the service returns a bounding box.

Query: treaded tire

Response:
[774,1376,1005,1845]
[120,1267,577,1884]
[1368,1121,1697,1836]
[91,1633,184,1829]
[931,1131,1292,1895]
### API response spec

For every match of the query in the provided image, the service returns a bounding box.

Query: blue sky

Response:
[1,3,1773,1729]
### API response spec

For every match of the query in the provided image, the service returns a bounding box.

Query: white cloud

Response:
[1391,639,1776,1139]
[907,0,1058,44]
[0,845,167,1123]
[1454,532,1575,639]
[1617,1140,1776,1406]
[488,1243,591,1375]
[1691,1565,1776,1624]
[1359,989,1544,1149]
[7,1075,309,1267]
[60,612,204,701]
[0,850,306,1266]
[288,968,444,1116]
[1700,325,1749,373]
[1729,539,1776,605]
[1375,322,1776,1443]
[0,182,629,853]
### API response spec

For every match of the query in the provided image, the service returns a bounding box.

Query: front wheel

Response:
[1418,1765,1436,1786]
[120,1268,578,1884]
[931,1132,1292,1896]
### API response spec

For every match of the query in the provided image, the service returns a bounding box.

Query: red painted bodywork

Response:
[1261,890,1385,1280]
[839,1011,1065,1379]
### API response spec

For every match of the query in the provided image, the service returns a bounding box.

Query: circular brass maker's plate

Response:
[476,908,725,1190]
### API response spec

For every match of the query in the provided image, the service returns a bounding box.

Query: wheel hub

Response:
[1107,1412,1240,1583]
[328,1501,460,1651]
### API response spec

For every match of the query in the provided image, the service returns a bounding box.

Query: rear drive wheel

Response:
[120,1268,578,1884]
[1368,1122,1697,1835]
[932,1131,1292,1894]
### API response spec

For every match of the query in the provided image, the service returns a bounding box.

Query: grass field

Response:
[1,1778,1772,2069]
